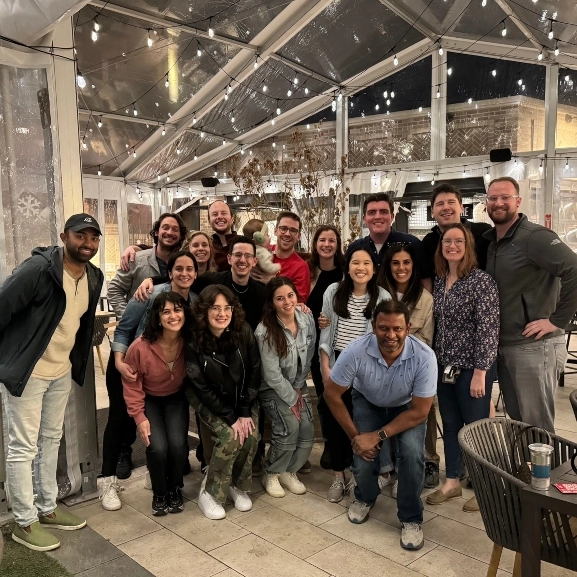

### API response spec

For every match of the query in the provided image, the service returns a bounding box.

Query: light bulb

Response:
[276,107,281,115]
[287,89,292,97]
[97,167,102,176]
[566,75,570,82]
[240,149,244,155]
[391,90,395,98]
[518,78,523,85]
[338,92,343,101]
[501,22,507,36]
[224,93,228,101]
[548,22,554,40]
[419,106,423,112]
[97,118,103,128]
[271,119,275,125]
[147,32,153,47]
[208,22,214,37]
[157,174,161,181]
[393,54,399,66]
[566,159,569,170]
[231,115,235,123]
[166,175,170,182]
[468,97,473,104]
[293,76,298,85]
[227,84,232,93]
[383,90,388,98]
[436,88,440,98]
[197,47,201,57]
[200,131,205,138]
[133,105,137,116]
[448,67,452,75]
[463,168,467,177]
[263,84,267,92]
[492,69,496,76]
[538,49,543,61]
[417,173,421,181]
[438,46,443,56]
[165,77,169,88]
[192,114,197,124]
[133,149,136,157]
[176,148,181,155]
[91,30,98,42]
[93,19,100,32]
[555,42,559,56]
[304,87,309,95]
[253,56,259,69]
[431,178,435,185]
[161,126,166,136]
[194,153,197,160]
[386,99,390,105]
[306,124,310,129]
[375,104,380,111]
[82,140,87,150]
[272,141,276,148]
[481,0,487,6]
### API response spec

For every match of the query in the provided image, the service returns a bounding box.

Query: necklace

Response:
[231,280,249,294]
[159,339,178,352]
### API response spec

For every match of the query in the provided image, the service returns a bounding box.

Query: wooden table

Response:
[520,460,577,576]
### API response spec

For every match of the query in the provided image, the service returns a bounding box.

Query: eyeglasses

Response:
[209,305,233,314]
[277,225,300,235]
[441,239,465,246]
[486,194,519,203]
[231,252,255,260]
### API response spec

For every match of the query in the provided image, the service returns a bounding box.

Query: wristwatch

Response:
[377,428,388,441]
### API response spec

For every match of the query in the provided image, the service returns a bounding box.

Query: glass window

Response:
[557,69,577,149]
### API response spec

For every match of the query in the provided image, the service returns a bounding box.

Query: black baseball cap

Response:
[64,213,102,235]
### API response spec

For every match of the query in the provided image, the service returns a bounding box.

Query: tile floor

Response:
[46,342,577,577]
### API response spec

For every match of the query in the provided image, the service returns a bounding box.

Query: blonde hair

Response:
[182,230,218,272]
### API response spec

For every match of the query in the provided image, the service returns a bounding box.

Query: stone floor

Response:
[42,339,577,576]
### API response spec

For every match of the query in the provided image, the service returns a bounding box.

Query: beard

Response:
[487,206,517,225]
[65,243,96,264]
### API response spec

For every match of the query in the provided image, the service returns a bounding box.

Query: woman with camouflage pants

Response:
[184,285,261,520]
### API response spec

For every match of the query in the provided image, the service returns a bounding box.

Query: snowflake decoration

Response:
[17,194,41,218]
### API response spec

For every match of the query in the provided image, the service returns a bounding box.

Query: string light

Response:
[447,67,452,75]
[554,40,559,56]
[276,101,281,115]
[501,20,507,37]
[272,138,276,148]
[287,86,292,97]
[538,159,544,174]
[147,29,153,47]
[419,105,423,112]
[463,166,467,177]
[548,20,554,40]
[438,44,443,56]
[468,97,473,104]
[253,54,259,69]
[391,90,395,98]
[164,75,169,88]
[304,87,309,95]
[93,18,100,32]
[81,139,88,150]
[224,90,229,101]
[194,152,198,160]
[76,70,86,88]
[208,18,214,37]
[91,29,98,42]
[481,0,487,6]
[97,166,102,176]
[192,112,197,124]
[132,148,137,158]
[518,78,523,85]
[375,104,380,111]
[231,110,235,123]
[133,103,138,116]
[566,158,570,170]
[161,125,166,136]
[436,86,440,98]
[393,54,399,66]
[293,74,299,85]
[200,131,205,138]
[386,99,391,105]
[537,48,544,61]
[166,175,170,182]
[491,69,496,76]
[484,167,491,184]
[197,41,202,57]
[97,117,103,128]
[157,174,161,181]
[263,84,267,92]
[227,83,233,93]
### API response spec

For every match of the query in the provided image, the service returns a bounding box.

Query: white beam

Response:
[430,50,447,161]
[89,1,256,52]
[377,0,438,41]
[79,109,164,126]
[120,0,334,180]
[268,54,340,87]
[493,0,544,53]
[544,63,558,228]
[335,94,349,240]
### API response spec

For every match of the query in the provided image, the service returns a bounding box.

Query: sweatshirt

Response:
[122,337,185,424]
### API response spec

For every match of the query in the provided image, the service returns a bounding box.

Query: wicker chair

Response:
[458,418,577,577]
[570,390,577,423]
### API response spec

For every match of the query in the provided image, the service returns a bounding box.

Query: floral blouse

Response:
[433,267,500,370]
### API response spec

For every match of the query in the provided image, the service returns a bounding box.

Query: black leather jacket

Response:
[184,322,261,426]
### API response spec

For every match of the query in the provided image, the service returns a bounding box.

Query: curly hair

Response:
[307,225,345,280]
[150,213,188,246]
[141,291,193,343]
[182,230,218,272]
[191,285,246,354]
[261,276,299,359]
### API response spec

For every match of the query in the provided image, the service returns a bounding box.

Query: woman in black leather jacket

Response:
[184,285,261,520]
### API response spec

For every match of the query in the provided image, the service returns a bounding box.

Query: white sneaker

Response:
[261,473,285,498]
[348,499,372,524]
[400,522,424,550]
[198,477,225,520]
[144,471,152,490]
[392,479,398,499]
[99,476,122,511]
[228,486,252,512]
[278,472,306,495]
[378,474,393,491]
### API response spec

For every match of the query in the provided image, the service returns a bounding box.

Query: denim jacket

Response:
[111,283,197,354]
[255,308,316,407]
[319,283,391,368]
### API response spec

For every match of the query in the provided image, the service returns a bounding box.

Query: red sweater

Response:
[122,337,185,425]
[273,251,311,302]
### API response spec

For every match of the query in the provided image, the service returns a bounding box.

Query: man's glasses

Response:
[231,252,255,260]
[485,194,519,203]
[441,239,465,246]
[209,305,233,314]
[277,225,300,235]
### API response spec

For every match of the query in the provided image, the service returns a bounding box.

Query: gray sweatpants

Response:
[497,335,566,433]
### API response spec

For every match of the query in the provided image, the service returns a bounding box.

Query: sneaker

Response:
[168,487,184,513]
[392,479,398,499]
[378,474,393,491]
[228,485,253,512]
[116,450,133,480]
[298,460,312,474]
[279,472,307,494]
[39,506,86,531]
[347,476,356,503]
[327,477,346,503]
[348,500,372,524]
[198,479,226,520]
[12,522,60,552]
[424,462,440,489]
[144,470,152,490]
[99,475,122,511]
[400,522,424,550]
[320,445,331,470]
[261,472,285,498]
[152,494,169,516]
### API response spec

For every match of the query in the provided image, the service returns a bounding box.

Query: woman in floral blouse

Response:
[426,223,499,513]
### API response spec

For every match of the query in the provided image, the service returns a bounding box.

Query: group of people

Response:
[1,176,576,554]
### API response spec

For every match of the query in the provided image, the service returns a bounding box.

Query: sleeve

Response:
[255,328,299,407]
[183,350,236,426]
[293,260,311,302]
[110,296,150,354]
[413,294,434,347]
[473,273,500,370]
[122,343,147,425]
[329,344,358,387]
[238,326,261,417]
[107,266,136,318]
[411,349,438,398]
[318,284,337,362]
[527,229,577,330]
[295,315,316,390]
[0,260,41,333]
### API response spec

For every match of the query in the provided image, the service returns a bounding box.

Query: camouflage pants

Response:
[200,404,260,504]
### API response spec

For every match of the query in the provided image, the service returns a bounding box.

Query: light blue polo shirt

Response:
[330,334,437,407]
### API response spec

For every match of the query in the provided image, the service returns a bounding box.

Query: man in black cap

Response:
[0,213,103,552]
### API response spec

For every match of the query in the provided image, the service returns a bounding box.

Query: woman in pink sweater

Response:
[122,291,192,516]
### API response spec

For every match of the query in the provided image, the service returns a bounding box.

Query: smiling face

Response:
[61,228,100,264]
[431,192,462,230]
[390,250,413,288]
[373,312,410,355]
[159,300,185,334]
[363,200,393,237]
[169,255,197,291]
[272,284,298,318]
[348,249,374,287]
[316,229,338,260]
[441,227,467,265]
[188,233,211,265]
[209,201,233,235]
[227,241,256,280]
[157,217,182,251]
[207,293,233,335]
[486,180,522,226]
[275,216,301,254]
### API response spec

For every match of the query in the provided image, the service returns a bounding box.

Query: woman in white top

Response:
[319,248,391,503]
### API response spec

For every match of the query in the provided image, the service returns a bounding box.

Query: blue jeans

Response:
[2,372,72,527]
[436,364,494,479]
[351,390,426,524]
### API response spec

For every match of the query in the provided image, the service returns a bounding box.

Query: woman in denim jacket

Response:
[255,277,316,499]
[318,248,391,503]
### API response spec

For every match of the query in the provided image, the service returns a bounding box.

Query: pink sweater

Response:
[122,337,185,425]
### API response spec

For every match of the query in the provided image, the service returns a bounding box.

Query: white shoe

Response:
[261,473,285,498]
[278,472,306,495]
[99,476,122,511]
[378,474,393,491]
[392,480,398,499]
[198,477,225,520]
[228,486,252,512]
[400,522,424,550]
[144,471,152,490]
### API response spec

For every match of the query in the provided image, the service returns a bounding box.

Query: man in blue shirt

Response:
[324,300,437,551]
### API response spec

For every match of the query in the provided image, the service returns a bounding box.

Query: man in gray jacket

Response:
[484,177,577,432]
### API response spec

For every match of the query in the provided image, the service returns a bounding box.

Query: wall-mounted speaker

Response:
[489,148,512,162]
[201,177,220,187]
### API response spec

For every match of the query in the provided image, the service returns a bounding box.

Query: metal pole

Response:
[544,63,558,229]
[430,50,447,162]
[336,95,350,241]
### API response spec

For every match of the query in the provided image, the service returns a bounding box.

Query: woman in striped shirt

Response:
[318,248,391,503]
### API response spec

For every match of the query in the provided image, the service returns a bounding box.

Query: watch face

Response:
[378,430,386,440]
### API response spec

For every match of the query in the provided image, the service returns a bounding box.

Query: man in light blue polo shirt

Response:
[325,299,437,551]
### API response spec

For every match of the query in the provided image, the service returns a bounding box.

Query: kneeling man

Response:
[324,300,437,550]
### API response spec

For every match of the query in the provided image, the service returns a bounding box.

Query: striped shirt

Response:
[334,293,370,352]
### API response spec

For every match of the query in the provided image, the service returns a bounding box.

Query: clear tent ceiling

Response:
[74,0,577,180]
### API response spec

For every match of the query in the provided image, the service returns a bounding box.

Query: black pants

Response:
[101,354,136,477]
[310,348,329,440]
[145,390,189,496]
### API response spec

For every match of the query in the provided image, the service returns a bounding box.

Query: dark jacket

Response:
[422,217,492,272]
[0,246,104,396]
[211,231,238,272]
[184,321,261,425]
